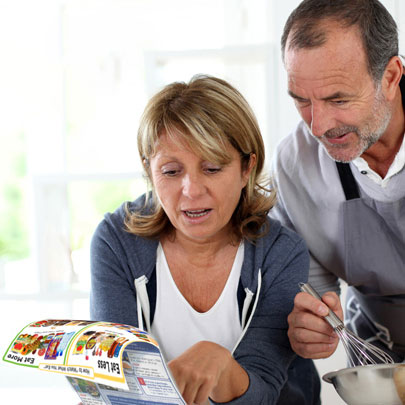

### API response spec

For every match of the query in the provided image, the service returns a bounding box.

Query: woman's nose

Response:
[182,173,206,198]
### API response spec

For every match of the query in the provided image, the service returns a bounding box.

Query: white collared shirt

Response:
[353,134,405,187]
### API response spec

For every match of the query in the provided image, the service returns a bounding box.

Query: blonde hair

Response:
[126,75,276,241]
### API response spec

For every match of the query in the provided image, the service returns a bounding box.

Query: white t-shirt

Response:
[150,243,244,362]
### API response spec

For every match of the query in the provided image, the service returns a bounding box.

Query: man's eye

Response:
[332,100,347,105]
[295,99,310,107]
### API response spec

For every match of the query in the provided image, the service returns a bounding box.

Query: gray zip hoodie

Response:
[90,196,320,404]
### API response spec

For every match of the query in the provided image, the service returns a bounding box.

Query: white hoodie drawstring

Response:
[134,275,151,332]
[231,269,262,354]
[241,288,254,328]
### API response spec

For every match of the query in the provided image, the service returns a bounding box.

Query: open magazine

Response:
[3,319,186,405]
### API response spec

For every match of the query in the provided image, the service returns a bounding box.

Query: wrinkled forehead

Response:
[285,24,368,82]
[286,20,366,62]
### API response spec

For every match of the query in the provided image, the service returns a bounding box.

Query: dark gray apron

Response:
[336,161,405,363]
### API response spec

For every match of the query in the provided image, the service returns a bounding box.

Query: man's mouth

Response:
[323,126,358,140]
[326,132,349,140]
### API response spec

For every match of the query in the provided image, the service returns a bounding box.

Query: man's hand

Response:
[287,290,343,359]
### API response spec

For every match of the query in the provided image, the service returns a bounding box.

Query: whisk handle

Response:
[299,282,343,330]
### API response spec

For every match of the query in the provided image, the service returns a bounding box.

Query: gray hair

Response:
[281,0,398,81]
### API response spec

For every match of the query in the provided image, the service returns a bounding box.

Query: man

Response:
[271,0,405,365]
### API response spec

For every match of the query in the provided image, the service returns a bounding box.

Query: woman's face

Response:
[149,130,254,244]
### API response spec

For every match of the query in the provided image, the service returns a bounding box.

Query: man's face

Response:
[284,23,392,162]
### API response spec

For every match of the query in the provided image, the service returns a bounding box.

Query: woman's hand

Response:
[167,341,248,404]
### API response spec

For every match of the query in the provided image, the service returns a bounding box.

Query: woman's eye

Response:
[163,170,177,176]
[161,168,180,176]
[204,166,221,174]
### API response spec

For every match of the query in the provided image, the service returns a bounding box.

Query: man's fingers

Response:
[322,292,343,319]
[288,308,336,337]
[288,324,339,360]
[292,340,339,359]
[294,291,330,317]
[294,290,343,325]
[289,323,337,344]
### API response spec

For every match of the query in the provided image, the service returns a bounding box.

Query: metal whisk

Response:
[299,282,394,368]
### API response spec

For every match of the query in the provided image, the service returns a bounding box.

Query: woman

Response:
[90,75,320,404]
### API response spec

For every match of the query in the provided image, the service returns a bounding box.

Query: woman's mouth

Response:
[183,209,211,218]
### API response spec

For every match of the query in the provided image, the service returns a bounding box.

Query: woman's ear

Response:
[142,157,150,169]
[382,56,403,101]
[242,153,257,186]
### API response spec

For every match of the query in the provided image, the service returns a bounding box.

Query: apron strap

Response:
[336,162,360,200]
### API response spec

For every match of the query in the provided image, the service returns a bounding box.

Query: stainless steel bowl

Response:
[323,363,405,405]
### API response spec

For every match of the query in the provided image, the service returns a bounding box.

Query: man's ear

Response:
[382,56,403,101]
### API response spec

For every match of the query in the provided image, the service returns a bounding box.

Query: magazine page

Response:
[3,319,186,404]
[67,341,187,405]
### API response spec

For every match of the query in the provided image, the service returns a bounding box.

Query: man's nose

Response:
[182,173,206,198]
[310,103,334,138]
